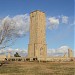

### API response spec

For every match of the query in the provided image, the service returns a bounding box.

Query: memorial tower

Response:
[28,10,47,58]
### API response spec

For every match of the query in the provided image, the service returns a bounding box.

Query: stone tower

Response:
[28,10,47,58]
[8,53,11,58]
[68,48,73,58]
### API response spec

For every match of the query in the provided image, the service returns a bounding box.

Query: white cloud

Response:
[47,46,69,57]
[61,16,68,24]
[69,20,75,27]
[49,17,59,25]
[0,14,30,37]
[47,15,69,30]
[0,46,74,57]
[48,17,59,29]
[0,48,28,57]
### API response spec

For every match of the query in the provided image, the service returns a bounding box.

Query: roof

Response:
[30,10,45,14]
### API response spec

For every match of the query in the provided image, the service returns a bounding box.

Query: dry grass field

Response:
[0,61,75,75]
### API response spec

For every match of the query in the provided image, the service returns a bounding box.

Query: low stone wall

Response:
[7,57,26,61]
[0,55,6,61]
[6,57,74,62]
[37,57,73,62]
[46,57,71,62]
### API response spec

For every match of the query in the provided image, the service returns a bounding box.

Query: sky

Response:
[0,0,75,56]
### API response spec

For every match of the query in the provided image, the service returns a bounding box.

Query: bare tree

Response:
[0,20,17,49]
[0,15,29,49]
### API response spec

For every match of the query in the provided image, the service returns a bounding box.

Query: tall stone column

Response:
[68,48,73,58]
[28,10,47,58]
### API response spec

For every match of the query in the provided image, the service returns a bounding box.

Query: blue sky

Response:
[0,0,74,56]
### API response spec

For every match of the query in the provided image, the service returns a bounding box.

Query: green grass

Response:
[0,61,75,75]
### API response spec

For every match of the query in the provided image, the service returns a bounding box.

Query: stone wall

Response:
[0,55,6,61]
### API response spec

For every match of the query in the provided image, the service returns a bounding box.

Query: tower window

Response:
[32,16,34,17]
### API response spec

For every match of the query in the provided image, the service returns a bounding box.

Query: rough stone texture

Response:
[38,57,71,62]
[68,48,73,58]
[28,10,47,58]
[0,55,6,61]
[7,53,11,58]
